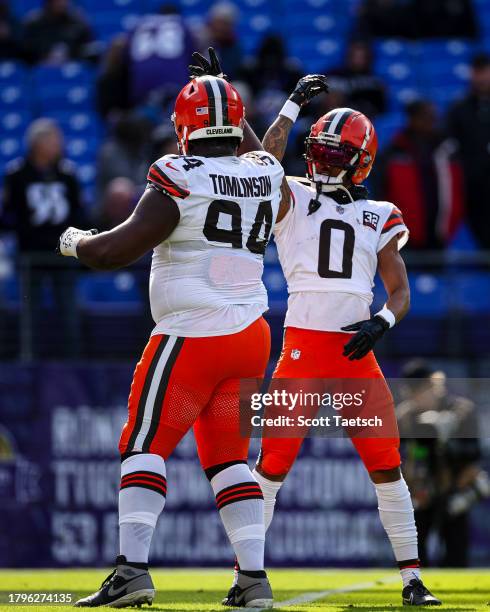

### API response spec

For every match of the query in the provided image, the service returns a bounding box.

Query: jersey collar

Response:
[320,183,369,205]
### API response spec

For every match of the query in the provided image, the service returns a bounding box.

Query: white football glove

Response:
[57,227,98,258]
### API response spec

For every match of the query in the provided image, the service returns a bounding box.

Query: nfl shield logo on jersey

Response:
[291,349,301,360]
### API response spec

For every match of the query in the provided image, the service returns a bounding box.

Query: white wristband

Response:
[279,100,301,123]
[375,306,396,328]
[59,227,96,258]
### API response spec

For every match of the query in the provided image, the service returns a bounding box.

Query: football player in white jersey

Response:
[57,49,291,609]
[213,75,441,606]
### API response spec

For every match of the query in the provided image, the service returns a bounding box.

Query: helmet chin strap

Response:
[307,181,323,215]
[307,164,355,215]
[321,183,355,203]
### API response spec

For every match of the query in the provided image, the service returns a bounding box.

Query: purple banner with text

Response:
[1,364,489,567]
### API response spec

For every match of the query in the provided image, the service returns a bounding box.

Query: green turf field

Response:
[0,568,489,611]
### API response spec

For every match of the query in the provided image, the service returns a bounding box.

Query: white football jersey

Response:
[146,151,284,337]
[274,178,408,332]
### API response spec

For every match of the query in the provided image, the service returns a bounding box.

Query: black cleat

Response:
[75,556,155,607]
[221,570,273,608]
[402,578,442,606]
[222,583,235,607]
[222,558,240,606]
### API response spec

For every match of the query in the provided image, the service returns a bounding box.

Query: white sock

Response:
[119,453,166,564]
[374,477,421,587]
[210,464,265,571]
[400,567,422,587]
[252,468,283,532]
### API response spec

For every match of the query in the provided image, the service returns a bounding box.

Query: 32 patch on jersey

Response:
[362,210,380,231]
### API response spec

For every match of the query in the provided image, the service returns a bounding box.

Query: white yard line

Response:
[233,574,400,611]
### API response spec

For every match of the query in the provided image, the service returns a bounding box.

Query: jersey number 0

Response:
[318,219,355,279]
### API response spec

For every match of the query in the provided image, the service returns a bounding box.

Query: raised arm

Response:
[262,115,294,163]
[262,74,329,162]
[58,188,180,270]
[265,75,329,221]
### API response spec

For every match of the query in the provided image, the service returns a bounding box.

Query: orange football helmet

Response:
[172,76,245,154]
[305,108,377,185]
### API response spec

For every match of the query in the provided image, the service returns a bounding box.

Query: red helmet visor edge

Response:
[305,139,362,171]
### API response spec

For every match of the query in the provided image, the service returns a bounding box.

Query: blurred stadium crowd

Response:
[0,0,490,366]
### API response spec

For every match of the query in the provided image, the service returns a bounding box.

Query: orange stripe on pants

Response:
[119,317,271,468]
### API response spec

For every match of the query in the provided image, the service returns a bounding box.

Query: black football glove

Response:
[289,74,329,106]
[189,46,228,80]
[341,315,390,361]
